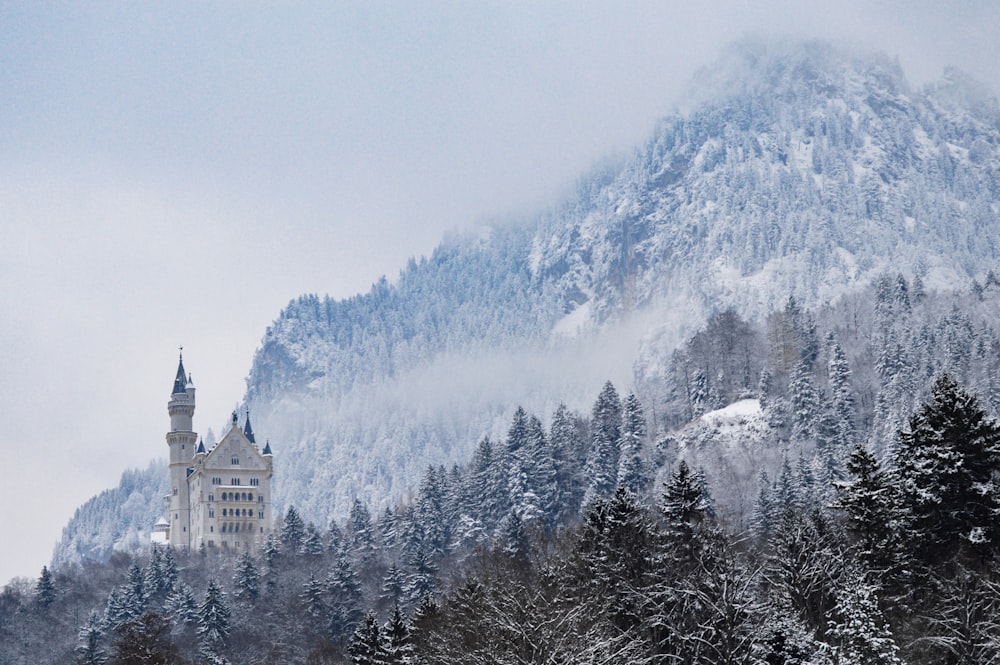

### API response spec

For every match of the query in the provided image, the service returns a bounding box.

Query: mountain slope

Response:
[55,40,1000,562]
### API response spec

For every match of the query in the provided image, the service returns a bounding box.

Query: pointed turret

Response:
[262,440,272,456]
[243,411,256,444]
[196,438,206,455]
[172,353,187,394]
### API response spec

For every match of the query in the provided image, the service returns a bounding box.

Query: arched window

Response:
[222,509,227,517]
[242,492,248,501]
[248,493,254,502]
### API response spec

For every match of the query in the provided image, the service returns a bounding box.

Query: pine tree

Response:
[232,552,260,603]
[348,611,384,665]
[404,547,438,604]
[301,573,328,633]
[617,393,649,495]
[35,565,56,609]
[750,471,775,540]
[348,499,377,565]
[381,561,406,607]
[109,612,179,665]
[76,611,107,665]
[300,523,324,556]
[828,340,856,447]
[835,444,904,576]
[327,552,363,637]
[829,569,903,665]
[280,505,306,552]
[526,414,557,524]
[197,579,231,650]
[382,604,414,664]
[123,562,147,620]
[789,360,820,443]
[548,402,580,518]
[895,375,1000,565]
[660,460,713,556]
[378,506,398,550]
[163,582,199,628]
[583,381,623,505]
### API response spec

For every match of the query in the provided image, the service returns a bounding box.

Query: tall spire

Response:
[172,347,187,395]
[243,410,256,444]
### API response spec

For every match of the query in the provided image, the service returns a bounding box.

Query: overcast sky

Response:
[1,1,997,585]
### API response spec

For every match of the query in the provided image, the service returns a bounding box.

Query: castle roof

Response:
[262,440,272,456]
[243,411,256,444]
[196,438,206,455]
[172,353,187,395]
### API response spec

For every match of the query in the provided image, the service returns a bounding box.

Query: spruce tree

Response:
[617,393,649,495]
[76,611,106,665]
[35,565,55,609]
[583,381,623,505]
[280,506,306,552]
[895,375,1000,565]
[197,579,231,651]
[382,604,414,664]
[835,444,904,576]
[232,552,260,603]
[348,611,384,665]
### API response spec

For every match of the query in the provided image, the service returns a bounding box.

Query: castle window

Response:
[222,509,227,517]
[208,494,214,502]
[248,493,254,502]
[258,496,264,503]
[250,478,259,486]
[258,511,263,519]
[210,526,214,532]
[209,510,214,518]
[241,492,248,501]
[231,457,239,465]
[173,488,178,496]
[260,527,263,533]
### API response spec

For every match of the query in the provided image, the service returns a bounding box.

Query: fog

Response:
[1,1,997,584]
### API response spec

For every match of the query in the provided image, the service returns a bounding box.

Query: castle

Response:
[152,352,274,553]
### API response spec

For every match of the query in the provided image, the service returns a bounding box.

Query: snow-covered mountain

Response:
[56,40,1000,563]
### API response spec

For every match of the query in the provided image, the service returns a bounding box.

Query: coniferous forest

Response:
[5,276,1000,664]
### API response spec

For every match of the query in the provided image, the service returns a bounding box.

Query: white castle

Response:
[152,352,274,553]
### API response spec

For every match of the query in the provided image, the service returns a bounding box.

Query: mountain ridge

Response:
[54,39,1000,565]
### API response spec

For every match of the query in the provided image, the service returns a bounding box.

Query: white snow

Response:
[700,399,762,424]
[550,301,592,338]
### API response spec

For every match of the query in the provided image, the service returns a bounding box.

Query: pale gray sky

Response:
[1,1,997,584]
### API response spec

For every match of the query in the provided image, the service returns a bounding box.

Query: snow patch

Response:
[550,301,592,338]
[700,399,762,424]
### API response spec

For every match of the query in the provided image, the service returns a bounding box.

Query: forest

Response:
[5,274,1000,664]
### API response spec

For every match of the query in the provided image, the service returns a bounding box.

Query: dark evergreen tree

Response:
[348,611,384,665]
[381,561,406,607]
[327,552,363,637]
[108,612,178,665]
[35,565,56,609]
[76,611,107,665]
[895,375,1000,565]
[162,582,199,628]
[232,552,260,603]
[197,579,231,651]
[279,506,306,553]
[382,604,414,665]
[348,499,377,565]
[835,443,904,577]
[404,547,438,605]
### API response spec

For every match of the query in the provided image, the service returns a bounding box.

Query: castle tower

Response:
[166,350,197,549]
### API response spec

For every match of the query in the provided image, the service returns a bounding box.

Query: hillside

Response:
[55,39,1000,563]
